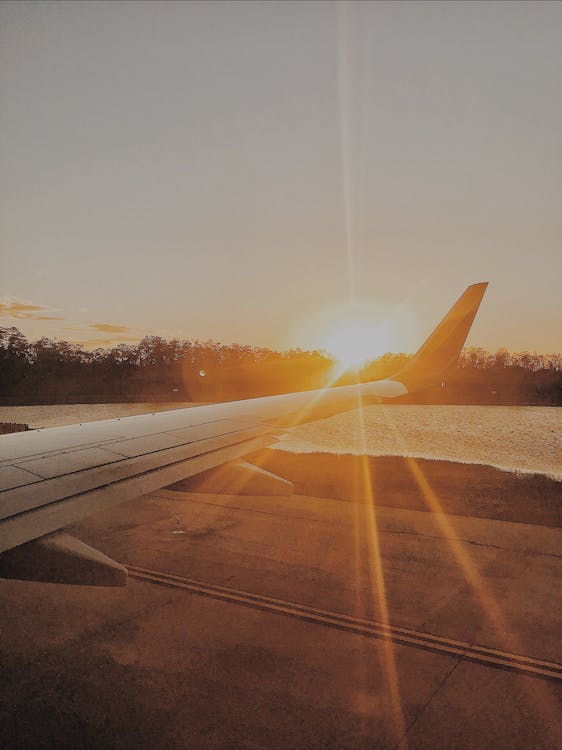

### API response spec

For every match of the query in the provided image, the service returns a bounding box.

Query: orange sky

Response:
[1,2,561,356]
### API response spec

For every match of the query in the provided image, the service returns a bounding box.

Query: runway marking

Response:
[126,564,562,682]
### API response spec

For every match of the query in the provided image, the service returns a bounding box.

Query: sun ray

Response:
[337,0,355,301]
[354,392,408,745]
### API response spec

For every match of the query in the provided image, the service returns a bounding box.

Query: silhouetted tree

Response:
[0,328,559,405]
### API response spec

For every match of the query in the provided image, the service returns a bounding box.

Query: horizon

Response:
[2,322,561,366]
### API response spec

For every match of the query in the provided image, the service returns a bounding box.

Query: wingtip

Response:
[464,281,489,300]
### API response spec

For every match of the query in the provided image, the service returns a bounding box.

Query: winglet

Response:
[390,282,488,392]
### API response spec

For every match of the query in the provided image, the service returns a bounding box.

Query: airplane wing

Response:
[0,283,487,586]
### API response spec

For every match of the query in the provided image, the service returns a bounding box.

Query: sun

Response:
[318,314,395,371]
[289,300,406,374]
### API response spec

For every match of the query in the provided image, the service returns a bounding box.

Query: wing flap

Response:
[0,411,229,464]
[0,465,44,492]
[16,447,124,480]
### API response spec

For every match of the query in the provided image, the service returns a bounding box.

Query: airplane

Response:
[0,282,488,587]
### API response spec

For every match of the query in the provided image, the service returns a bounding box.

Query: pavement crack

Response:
[393,656,463,750]
[386,528,559,559]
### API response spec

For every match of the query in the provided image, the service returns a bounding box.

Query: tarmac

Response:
[1,456,561,749]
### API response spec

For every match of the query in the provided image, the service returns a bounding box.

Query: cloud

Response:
[88,323,132,333]
[76,335,140,349]
[1,299,138,348]
[0,298,64,321]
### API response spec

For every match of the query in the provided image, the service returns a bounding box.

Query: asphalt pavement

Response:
[1,482,561,749]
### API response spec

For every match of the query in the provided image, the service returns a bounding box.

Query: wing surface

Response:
[0,414,275,553]
[0,380,410,554]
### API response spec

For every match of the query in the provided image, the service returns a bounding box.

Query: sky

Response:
[1,0,561,357]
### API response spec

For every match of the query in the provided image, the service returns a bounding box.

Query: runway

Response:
[1,460,561,749]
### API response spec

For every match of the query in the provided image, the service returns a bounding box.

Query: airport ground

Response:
[1,451,561,749]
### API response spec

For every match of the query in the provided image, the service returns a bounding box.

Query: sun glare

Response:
[289,301,411,375]
[320,316,394,370]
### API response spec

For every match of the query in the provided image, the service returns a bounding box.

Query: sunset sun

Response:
[319,316,395,370]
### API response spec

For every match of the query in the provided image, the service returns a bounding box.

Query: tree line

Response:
[0,327,560,405]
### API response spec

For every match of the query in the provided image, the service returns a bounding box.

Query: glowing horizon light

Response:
[319,316,395,370]
[288,300,414,374]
